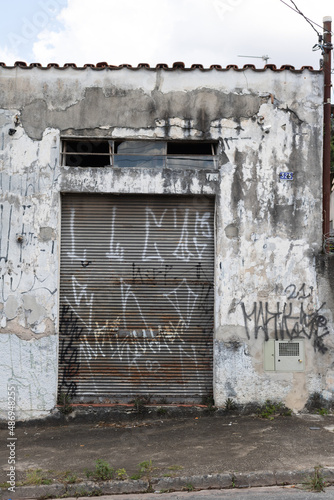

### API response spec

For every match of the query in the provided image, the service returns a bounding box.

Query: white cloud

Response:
[0,46,20,65]
[29,0,334,68]
[33,0,173,66]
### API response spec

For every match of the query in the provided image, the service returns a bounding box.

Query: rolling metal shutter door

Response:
[59,194,214,402]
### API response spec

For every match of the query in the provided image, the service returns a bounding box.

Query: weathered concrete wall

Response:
[0,66,331,419]
[0,334,57,420]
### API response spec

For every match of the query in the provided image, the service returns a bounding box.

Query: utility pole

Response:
[322,16,332,239]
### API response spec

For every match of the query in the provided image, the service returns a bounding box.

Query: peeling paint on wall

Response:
[0,66,332,418]
[0,334,58,420]
[214,340,292,405]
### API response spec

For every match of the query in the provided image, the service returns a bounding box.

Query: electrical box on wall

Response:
[264,340,304,371]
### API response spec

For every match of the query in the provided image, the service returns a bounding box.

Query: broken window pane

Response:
[114,155,165,168]
[115,141,166,155]
[62,140,111,167]
[167,156,216,169]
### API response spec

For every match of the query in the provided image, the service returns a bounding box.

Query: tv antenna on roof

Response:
[238,55,270,65]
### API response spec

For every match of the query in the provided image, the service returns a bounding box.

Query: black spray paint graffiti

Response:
[132,263,174,284]
[241,284,330,354]
[59,305,83,397]
[284,283,313,300]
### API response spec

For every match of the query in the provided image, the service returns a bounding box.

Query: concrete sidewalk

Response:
[1,409,334,499]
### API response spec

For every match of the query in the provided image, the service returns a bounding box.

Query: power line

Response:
[279,0,333,35]
[288,0,320,36]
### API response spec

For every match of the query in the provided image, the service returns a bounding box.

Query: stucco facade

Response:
[0,63,333,420]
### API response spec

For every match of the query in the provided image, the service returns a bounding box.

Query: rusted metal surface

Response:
[59,194,214,402]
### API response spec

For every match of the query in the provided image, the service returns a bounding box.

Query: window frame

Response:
[61,138,218,169]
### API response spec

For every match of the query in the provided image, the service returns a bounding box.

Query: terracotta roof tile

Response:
[0,61,319,72]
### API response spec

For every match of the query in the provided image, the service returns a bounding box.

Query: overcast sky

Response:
[0,0,333,69]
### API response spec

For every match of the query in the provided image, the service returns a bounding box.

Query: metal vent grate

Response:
[278,342,299,357]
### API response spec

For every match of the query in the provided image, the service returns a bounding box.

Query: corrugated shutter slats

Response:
[59,194,214,402]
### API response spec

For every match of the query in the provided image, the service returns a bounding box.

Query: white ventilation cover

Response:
[274,340,304,371]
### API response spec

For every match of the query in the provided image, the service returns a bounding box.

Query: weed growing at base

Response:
[224,398,238,412]
[183,483,194,491]
[304,466,326,492]
[139,460,155,476]
[168,465,183,471]
[132,395,151,414]
[258,400,292,420]
[57,392,73,415]
[316,407,329,416]
[115,468,128,480]
[85,459,114,481]
[23,469,53,485]
[130,459,156,480]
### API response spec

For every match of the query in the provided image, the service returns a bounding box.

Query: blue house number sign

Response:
[279,172,293,180]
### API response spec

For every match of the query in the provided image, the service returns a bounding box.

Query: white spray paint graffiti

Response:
[173,208,194,262]
[67,208,87,264]
[194,211,212,259]
[106,207,125,261]
[68,275,94,330]
[164,278,199,328]
[120,279,149,330]
[59,200,214,399]
[142,207,167,262]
